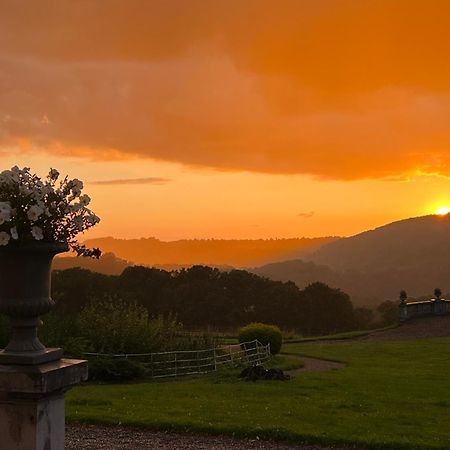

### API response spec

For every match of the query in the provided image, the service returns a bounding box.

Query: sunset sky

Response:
[1,0,450,240]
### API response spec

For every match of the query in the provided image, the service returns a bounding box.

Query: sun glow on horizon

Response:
[436,206,450,216]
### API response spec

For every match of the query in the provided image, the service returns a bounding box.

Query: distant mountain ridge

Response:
[253,215,450,306]
[64,215,450,306]
[82,236,339,267]
[308,215,450,272]
[53,252,233,275]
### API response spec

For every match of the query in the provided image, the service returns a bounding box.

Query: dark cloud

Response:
[298,211,315,219]
[1,1,450,180]
[89,177,170,185]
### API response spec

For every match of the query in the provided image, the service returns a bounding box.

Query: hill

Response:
[82,236,338,267]
[53,252,132,275]
[53,253,234,275]
[253,215,450,305]
[309,214,450,272]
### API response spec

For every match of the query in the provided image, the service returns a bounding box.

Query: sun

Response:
[436,206,450,216]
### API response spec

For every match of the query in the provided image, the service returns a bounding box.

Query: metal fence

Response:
[83,339,271,379]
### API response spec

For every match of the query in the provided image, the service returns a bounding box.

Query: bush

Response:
[79,297,157,353]
[88,358,146,382]
[238,322,282,355]
[39,312,85,354]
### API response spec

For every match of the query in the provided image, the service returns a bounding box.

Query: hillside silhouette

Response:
[53,252,132,275]
[253,215,450,306]
[309,215,450,272]
[82,236,338,267]
[53,253,233,275]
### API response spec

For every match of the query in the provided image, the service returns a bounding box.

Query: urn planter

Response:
[0,241,68,365]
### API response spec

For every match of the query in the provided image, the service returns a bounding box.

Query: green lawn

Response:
[67,338,450,450]
[284,324,398,343]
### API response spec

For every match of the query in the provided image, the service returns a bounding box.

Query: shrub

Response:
[238,322,282,355]
[88,358,146,382]
[79,297,155,353]
[39,312,85,354]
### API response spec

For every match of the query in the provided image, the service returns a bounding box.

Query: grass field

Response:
[67,338,450,450]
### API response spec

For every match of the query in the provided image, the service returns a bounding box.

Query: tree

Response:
[399,290,408,303]
[300,282,355,335]
[353,307,375,330]
[377,300,398,325]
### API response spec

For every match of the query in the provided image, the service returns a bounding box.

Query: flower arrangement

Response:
[0,166,101,257]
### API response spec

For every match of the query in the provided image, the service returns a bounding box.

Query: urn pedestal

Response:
[0,359,88,450]
[0,242,88,450]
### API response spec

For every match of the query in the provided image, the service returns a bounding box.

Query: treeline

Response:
[52,265,380,336]
[254,259,450,307]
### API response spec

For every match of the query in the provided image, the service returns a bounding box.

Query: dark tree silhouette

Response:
[399,290,408,303]
[51,266,364,336]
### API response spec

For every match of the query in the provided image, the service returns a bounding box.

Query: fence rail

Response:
[83,339,271,379]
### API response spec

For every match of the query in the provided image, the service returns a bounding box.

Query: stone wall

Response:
[399,299,450,322]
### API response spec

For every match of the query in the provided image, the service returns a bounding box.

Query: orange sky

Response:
[1,1,450,240]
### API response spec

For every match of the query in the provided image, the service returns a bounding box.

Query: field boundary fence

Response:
[83,339,271,379]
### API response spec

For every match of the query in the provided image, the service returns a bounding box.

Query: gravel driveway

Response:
[66,425,363,450]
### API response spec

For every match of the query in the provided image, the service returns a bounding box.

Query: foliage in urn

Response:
[0,166,101,256]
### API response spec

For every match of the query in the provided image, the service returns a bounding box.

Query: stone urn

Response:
[0,241,68,365]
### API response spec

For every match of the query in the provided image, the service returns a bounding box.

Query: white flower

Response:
[0,201,11,213]
[0,231,10,246]
[19,185,33,196]
[73,216,84,231]
[10,226,18,240]
[10,166,20,182]
[0,202,12,224]
[71,203,83,213]
[0,170,12,184]
[87,214,100,225]
[0,166,100,251]
[27,205,44,222]
[40,185,52,196]
[79,194,91,206]
[69,179,83,197]
[49,168,59,181]
[31,226,44,241]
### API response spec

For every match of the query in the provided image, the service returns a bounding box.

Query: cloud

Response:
[1,1,450,180]
[298,211,315,219]
[89,177,170,185]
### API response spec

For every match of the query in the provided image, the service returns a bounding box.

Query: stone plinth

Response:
[0,359,88,450]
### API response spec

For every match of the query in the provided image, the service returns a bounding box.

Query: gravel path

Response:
[66,424,362,450]
[286,356,345,376]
